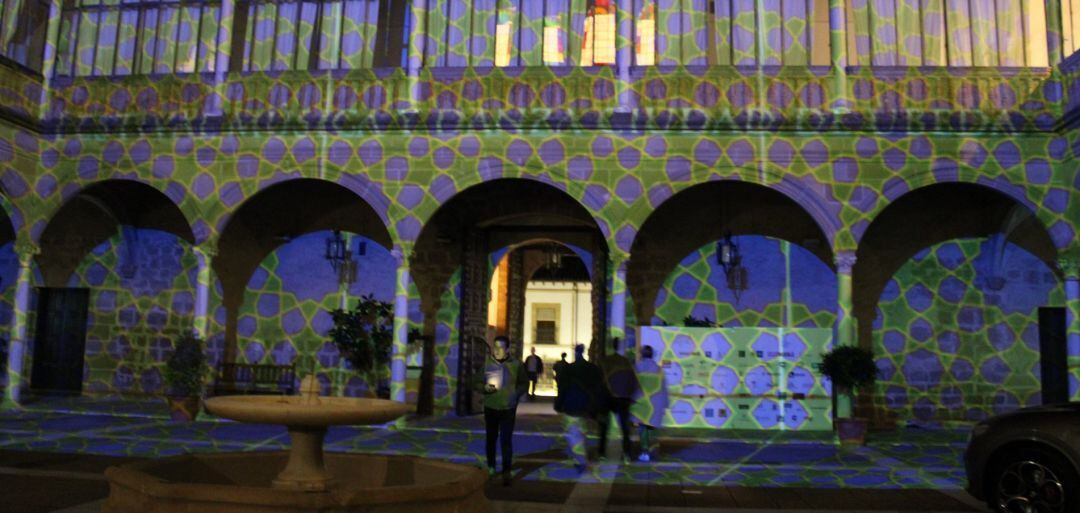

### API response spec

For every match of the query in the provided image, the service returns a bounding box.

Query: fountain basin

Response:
[204,395,411,427]
[104,451,489,513]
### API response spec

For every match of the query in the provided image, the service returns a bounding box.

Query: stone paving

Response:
[0,395,972,492]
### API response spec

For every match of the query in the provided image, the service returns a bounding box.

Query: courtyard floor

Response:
[0,395,988,512]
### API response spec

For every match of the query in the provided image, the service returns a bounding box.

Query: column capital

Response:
[391,247,411,267]
[13,238,39,264]
[1059,258,1080,280]
[193,241,218,260]
[609,257,629,274]
[834,250,857,274]
[608,251,630,271]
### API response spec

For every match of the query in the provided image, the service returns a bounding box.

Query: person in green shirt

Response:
[476,335,528,486]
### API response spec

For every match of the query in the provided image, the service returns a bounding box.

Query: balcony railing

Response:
[9,63,1066,133]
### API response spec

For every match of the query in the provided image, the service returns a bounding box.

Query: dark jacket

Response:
[598,353,640,400]
[554,359,608,418]
[524,354,544,375]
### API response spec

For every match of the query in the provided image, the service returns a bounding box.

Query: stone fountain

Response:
[104,376,489,513]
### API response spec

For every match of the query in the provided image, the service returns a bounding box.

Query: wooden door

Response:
[30,288,90,394]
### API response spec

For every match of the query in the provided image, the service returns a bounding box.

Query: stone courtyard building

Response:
[0,0,1078,429]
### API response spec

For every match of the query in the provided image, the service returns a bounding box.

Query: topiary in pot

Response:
[327,294,393,398]
[819,345,878,445]
[164,332,207,422]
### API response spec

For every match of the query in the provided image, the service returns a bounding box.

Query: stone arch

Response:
[411,178,611,414]
[872,170,1064,249]
[625,173,842,253]
[33,179,201,395]
[412,170,614,245]
[628,180,836,326]
[32,176,203,244]
[213,174,395,245]
[36,179,197,287]
[215,178,395,364]
[856,181,1063,423]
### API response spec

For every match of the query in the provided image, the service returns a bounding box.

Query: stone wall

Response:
[873,236,1063,423]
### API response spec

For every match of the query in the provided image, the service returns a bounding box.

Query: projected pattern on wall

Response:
[640,326,833,431]
[653,236,837,329]
[874,237,1064,423]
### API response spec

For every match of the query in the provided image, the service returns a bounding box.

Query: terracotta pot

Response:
[836,417,869,445]
[166,396,201,422]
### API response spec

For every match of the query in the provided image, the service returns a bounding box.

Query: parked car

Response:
[965,403,1080,513]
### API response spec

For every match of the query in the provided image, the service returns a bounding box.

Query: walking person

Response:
[524,347,544,400]
[477,336,529,486]
[630,344,668,461]
[597,337,640,462]
[554,343,608,474]
[552,352,569,380]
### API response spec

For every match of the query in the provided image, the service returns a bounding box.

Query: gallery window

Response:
[632,0,830,67]
[0,0,49,73]
[233,0,408,71]
[533,305,558,345]
[54,0,222,77]
[418,0,615,67]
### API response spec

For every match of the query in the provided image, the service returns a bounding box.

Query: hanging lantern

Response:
[716,231,747,303]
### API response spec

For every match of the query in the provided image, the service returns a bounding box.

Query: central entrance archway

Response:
[413,179,608,415]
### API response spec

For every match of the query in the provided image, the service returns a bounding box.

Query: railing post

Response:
[616,0,633,115]
[828,0,848,110]
[209,0,236,120]
[1046,0,1063,65]
[36,0,63,118]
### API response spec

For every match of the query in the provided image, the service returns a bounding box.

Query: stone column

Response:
[192,243,217,340]
[3,239,39,408]
[834,250,856,418]
[608,256,628,354]
[828,0,848,108]
[390,249,410,404]
[1061,258,1080,400]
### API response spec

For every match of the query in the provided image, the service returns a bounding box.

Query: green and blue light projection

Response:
[653,236,837,329]
[70,229,198,395]
[874,237,1064,423]
[0,0,1076,426]
[640,326,833,430]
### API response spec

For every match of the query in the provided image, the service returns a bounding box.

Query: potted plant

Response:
[819,345,878,445]
[163,332,207,422]
[328,294,393,398]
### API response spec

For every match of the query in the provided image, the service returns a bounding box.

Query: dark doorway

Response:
[31,288,90,394]
[1038,307,1068,405]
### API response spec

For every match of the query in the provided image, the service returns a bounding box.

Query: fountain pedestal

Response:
[273,426,332,491]
[104,376,490,513]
